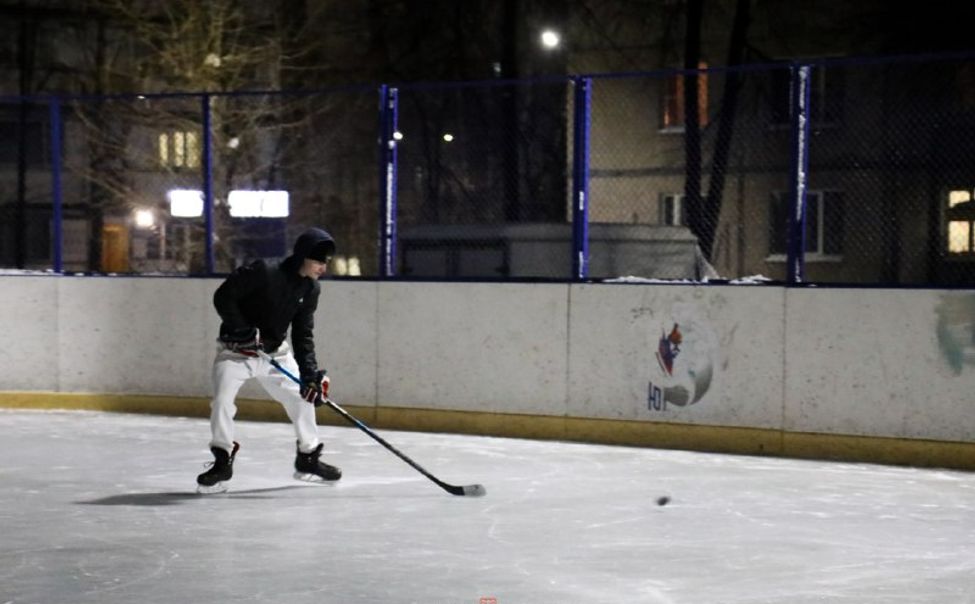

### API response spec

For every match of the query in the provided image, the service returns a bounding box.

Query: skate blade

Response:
[196,482,229,494]
[293,472,340,485]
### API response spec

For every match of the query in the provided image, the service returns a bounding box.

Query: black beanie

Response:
[306,239,335,262]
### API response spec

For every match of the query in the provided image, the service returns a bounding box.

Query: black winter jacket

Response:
[213,228,335,381]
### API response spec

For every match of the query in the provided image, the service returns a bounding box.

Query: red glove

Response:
[300,370,329,406]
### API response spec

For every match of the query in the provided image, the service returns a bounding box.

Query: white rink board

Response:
[567,283,785,428]
[1,276,973,445]
[316,281,379,406]
[0,277,59,390]
[56,277,217,396]
[784,289,975,442]
[376,281,569,414]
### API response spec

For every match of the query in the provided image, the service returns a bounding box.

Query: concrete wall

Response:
[2,275,973,467]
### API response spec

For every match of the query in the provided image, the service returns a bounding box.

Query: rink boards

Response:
[1,276,973,469]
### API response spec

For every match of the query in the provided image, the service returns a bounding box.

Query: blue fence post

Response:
[786,63,812,284]
[201,93,215,275]
[377,85,399,278]
[49,96,63,273]
[572,76,592,281]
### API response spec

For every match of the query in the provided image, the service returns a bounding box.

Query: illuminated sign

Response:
[167,189,204,217]
[228,190,289,218]
[166,189,290,218]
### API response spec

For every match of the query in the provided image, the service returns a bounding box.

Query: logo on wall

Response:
[656,323,683,376]
[647,305,719,412]
[936,293,975,375]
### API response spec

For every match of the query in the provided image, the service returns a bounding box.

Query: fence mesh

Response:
[395,79,572,279]
[212,89,378,276]
[0,99,61,270]
[60,95,205,273]
[2,55,974,286]
[806,57,975,285]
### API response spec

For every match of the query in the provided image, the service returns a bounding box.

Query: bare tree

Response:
[65,0,368,272]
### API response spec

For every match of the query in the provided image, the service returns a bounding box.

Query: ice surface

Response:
[1,409,973,604]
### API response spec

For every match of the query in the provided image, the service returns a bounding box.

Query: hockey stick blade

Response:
[454,483,487,497]
[259,351,486,497]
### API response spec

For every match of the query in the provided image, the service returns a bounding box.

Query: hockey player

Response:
[196,227,341,493]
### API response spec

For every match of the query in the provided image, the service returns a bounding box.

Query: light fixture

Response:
[442,133,454,142]
[134,209,155,229]
[228,190,290,218]
[540,29,560,49]
[168,189,204,217]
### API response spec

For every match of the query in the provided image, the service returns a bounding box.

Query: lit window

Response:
[158,131,200,169]
[948,221,971,253]
[661,62,709,130]
[949,189,972,207]
[331,255,361,276]
[946,189,975,254]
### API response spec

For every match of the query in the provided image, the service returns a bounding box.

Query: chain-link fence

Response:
[395,78,572,279]
[210,89,379,276]
[2,53,974,286]
[586,55,975,286]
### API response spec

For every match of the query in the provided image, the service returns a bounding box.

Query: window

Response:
[770,65,844,126]
[0,120,46,166]
[158,130,200,169]
[946,189,975,255]
[769,190,844,256]
[660,193,688,226]
[661,62,709,130]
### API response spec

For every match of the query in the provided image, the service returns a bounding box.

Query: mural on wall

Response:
[936,293,975,375]
[647,303,720,412]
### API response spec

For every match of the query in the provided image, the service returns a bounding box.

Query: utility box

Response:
[399,223,716,280]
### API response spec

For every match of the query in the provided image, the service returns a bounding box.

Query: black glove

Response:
[300,369,329,407]
[220,326,262,357]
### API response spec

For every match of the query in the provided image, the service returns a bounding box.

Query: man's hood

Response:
[292,227,336,261]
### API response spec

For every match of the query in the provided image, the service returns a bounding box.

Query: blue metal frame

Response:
[201,94,215,274]
[786,63,812,284]
[378,85,399,278]
[49,98,63,273]
[572,77,592,281]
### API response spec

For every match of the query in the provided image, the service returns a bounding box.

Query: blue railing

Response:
[3,52,975,286]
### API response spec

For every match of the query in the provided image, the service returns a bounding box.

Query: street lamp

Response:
[540,29,561,50]
[134,208,155,229]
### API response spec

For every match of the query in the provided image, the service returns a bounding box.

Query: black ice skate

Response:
[294,442,342,483]
[196,441,240,494]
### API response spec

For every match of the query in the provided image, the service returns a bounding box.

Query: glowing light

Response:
[228,190,289,218]
[540,29,560,49]
[134,209,155,229]
[948,190,972,208]
[168,189,204,217]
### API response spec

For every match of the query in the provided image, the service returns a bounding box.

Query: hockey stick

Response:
[258,350,486,497]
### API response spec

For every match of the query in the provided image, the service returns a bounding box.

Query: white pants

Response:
[209,341,321,455]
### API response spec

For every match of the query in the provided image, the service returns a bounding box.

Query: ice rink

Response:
[1,408,973,604]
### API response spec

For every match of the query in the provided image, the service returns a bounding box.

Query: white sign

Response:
[166,189,290,218]
[228,190,289,218]
[167,189,204,218]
